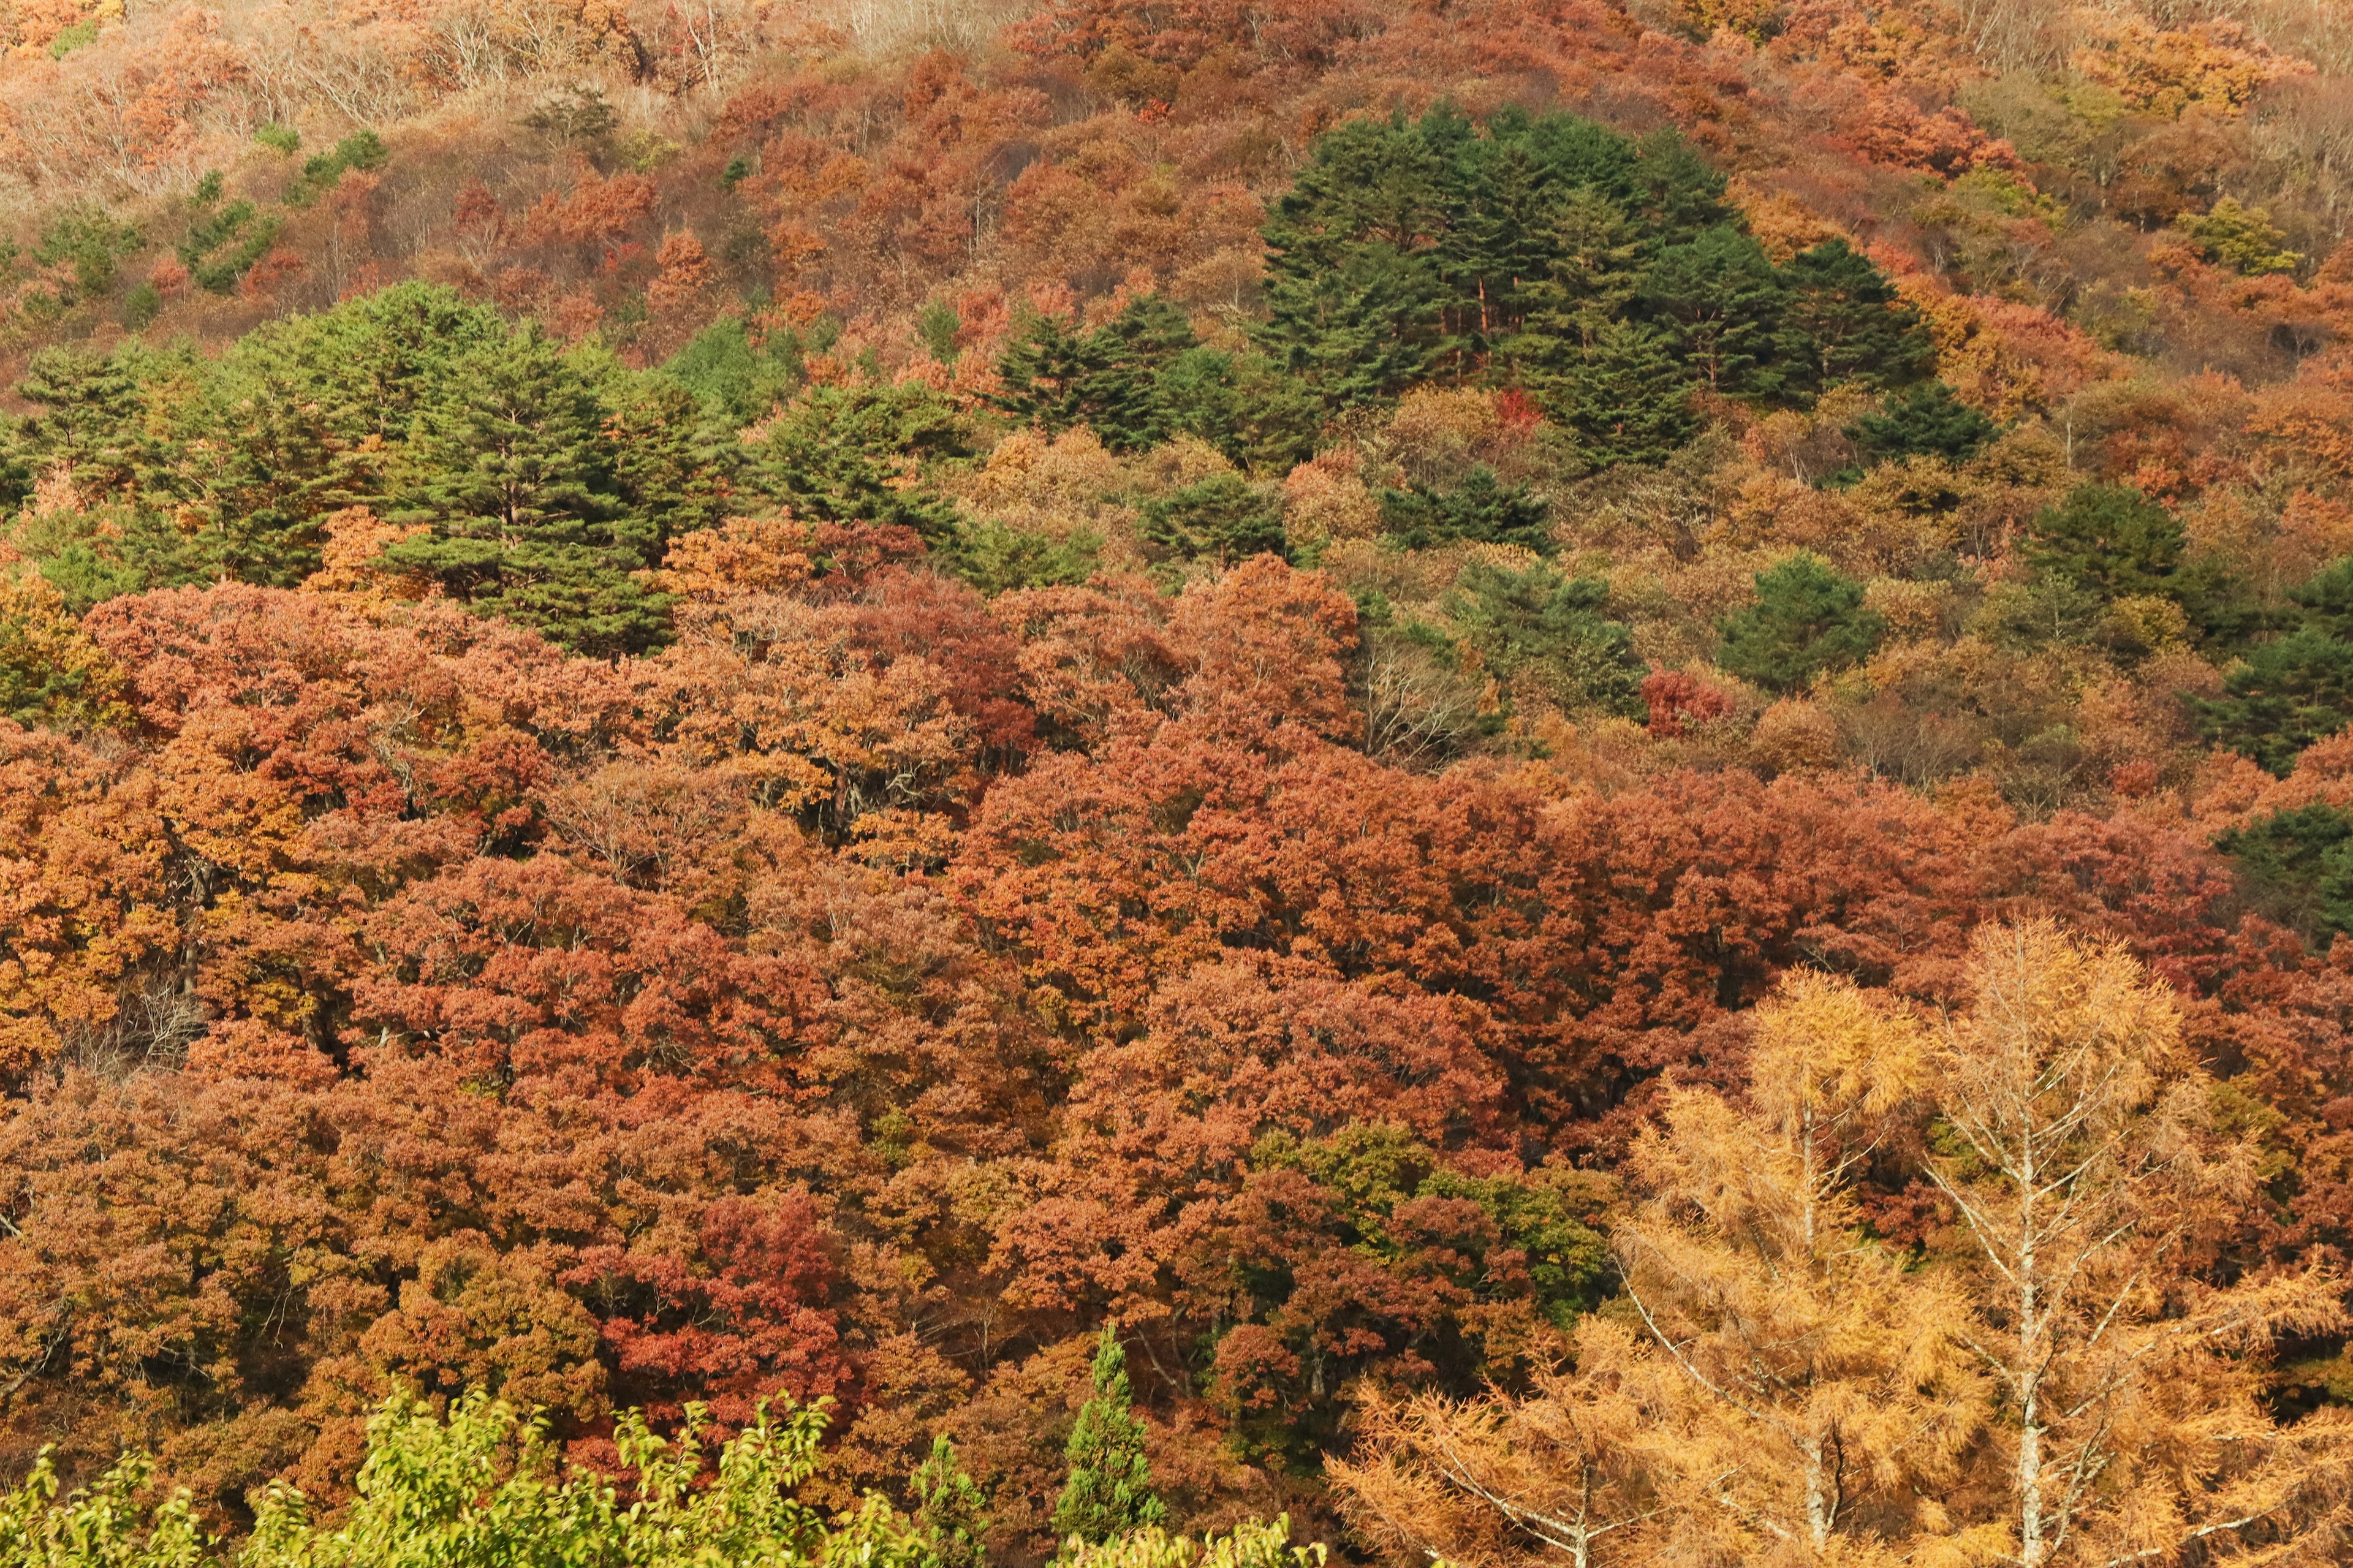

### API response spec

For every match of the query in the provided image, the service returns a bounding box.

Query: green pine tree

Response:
[1518,188,1646,349]
[1783,238,1934,392]
[1534,317,1696,466]
[994,309,1104,436]
[1717,552,1885,692]
[664,316,800,425]
[2198,557,2353,775]
[1639,226,1794,398]
[1051,1330,1165,1547]
[12,346,150,496]
[604,371,742,540]
[1256,241,1450,409]
[748,382,969,541]
[1254,112,1455,409]
[1139,474,1286,564]
[1445,560,1645,716]
[911,1434,991,1568]
[2212,802,2353,939]
[1632,127,1736,243]
[2023,483,2183,602]
[1845,381,1998,468]
[1380,466,1552,551]
[383,323,669,656]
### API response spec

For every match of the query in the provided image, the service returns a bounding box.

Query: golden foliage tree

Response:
[1335,925,2353,1568]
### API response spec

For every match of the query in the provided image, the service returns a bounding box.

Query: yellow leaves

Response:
[1940,917,2184,1108]
[1748,968,1928,1132]
[1339,922,2353,1567]
[1279,449,1381,547]
[1727,176,1846,265]
[2068,9,2306,120]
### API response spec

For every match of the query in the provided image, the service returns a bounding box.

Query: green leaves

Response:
[385,322,672,657]
[2022,483,2184,602]
[0,1450,207,1568]
[1783,239,1934,392]
[748,382,969,541]
[1139,474,1286,565]
[1052,1331,1166,1548]
[2198,558,2353,775]
[2213,803,2353,940]
[284,132,389,209]
[1845,381,1998,468]
[1252,104,1931,458]
[1378,465,1550,551]
[178,201,282,295]
[1444,560,1645,716]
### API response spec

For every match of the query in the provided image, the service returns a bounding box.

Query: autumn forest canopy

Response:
[16,0,2353,1564]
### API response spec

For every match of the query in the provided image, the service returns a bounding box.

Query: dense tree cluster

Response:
[7,0,2353,1564]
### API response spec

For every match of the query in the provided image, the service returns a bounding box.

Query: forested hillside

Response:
[8,0,2353,1564]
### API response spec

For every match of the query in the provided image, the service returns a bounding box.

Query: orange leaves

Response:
[354,855,819,1097]
[1170,556,1360,745]
[520,170,658,254]
[2247,377,2353,485]
[0,722,175,1078]
[648,229,717,316]
[649,512,818,600]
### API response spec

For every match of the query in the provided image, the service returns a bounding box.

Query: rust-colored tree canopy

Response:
[7,1,2353,1564]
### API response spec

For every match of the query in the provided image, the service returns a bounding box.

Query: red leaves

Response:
[355,855,819,1097]
[1640,670,1733,737]
[577,1189,852,1424]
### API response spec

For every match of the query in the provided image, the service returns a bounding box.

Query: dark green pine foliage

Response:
[1446,560,1646,716]
[12,347,151,496]
[948,518,1102,594]
[993,297,1203,453]
[1543,319,1697,466]
[747,382,969,541]
[383,324,668,657]
[1139,474,1286,564]
[230,281,509,446]
[1259,241,1453,410]
[1782,239,1934,392]
[1630,127,1738,239]
[911,1434,991,1568]
[178,199,282,294]
[993,311,1098,435]
[176,366,365,586]
[1151,346,1324,473]
[1051,1330,1165,1547]
[663,316,801,425]
[1846,381,1999,468]
[604,373,741,541]
[1510,189,1646,357]
[1252,104,1930,459]
[149,286,507,586]
[1718,553,1885,691]
[1381,466,1552,551]
[1255,112,1454,406]
[2211,802,2353,939]
[2023,483,2183,602]
[1639,226,1796,399]
[2199,556,2353,775]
